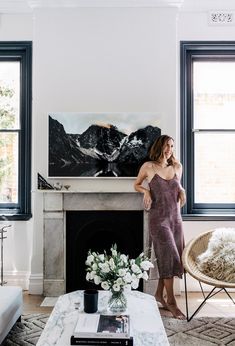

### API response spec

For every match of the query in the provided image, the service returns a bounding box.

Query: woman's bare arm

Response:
[175,162,186,207]
[134,163,152,210]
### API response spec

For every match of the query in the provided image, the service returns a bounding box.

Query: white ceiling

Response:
[0,0,234,13]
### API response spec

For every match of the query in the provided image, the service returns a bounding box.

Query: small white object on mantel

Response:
[36,290,169,346]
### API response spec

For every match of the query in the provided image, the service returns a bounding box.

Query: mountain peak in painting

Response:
[48,115,161,177]
[79,124,126,157]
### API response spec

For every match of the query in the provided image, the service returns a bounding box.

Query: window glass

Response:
[0,62,20,129]
[0,132,18,203]
[194,132,235,203]
[194,61,235,129]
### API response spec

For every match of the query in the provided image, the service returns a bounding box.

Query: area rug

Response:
[40,296,58,307]
[2,313,49,346]
[162,316,235,345]
[2,314,235,345]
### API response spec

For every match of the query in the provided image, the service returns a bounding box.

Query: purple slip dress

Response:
[148,165,184,279]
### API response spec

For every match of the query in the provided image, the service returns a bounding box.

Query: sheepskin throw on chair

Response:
[197,227,235,283]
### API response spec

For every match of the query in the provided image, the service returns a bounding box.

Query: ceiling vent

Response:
[209,11,234,25]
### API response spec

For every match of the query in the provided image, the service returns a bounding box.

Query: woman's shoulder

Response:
[137,161,154,175]
[172,161,183,178]
[173,160,182,170]
[141,161,154,169]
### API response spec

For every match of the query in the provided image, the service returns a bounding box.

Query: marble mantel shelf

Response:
[36,190,139,193]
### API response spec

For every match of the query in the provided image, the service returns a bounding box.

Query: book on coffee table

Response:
[73,313,130,339]
[70,335,133,345]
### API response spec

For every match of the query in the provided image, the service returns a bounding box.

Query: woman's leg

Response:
[154,279,168,309]
[163,277,186,319]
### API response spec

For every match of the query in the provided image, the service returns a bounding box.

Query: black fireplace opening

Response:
[66,210,143,293]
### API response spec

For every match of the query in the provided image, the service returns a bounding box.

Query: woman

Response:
[134,134,186,319]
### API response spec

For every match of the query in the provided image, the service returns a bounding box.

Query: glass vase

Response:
[108,290,127,313]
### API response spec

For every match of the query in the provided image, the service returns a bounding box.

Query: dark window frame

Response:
[180,41,235,220]
[0,41,32,221]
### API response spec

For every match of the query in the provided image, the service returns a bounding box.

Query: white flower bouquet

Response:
[85,244,154,293]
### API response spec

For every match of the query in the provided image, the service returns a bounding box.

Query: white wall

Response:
[30,6,178,293]
[33,7,178,191]
[0,14,32,39]
[1,4,235,293]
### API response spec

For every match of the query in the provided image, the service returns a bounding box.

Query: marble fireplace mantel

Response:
[42,191,154,296]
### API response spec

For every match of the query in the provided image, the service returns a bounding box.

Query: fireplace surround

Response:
[43,191,154,296]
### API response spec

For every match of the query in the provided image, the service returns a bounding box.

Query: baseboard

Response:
[5,271,232,295]
[3,271,30,290]
[28,273,43,294]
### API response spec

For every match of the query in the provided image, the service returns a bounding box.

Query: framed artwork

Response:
[48,112,161,178]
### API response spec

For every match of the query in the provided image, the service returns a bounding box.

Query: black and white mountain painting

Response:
[48,113,161,177]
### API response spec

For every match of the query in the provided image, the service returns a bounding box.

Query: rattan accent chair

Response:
[182,229,235,321]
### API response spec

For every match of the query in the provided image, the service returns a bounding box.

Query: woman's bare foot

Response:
[166,303,186,320]
[155,295,169,310]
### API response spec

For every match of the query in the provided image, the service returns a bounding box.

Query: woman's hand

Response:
[178,189,186,207]
[143,190,152,211]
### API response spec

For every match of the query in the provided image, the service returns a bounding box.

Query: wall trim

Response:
[28,273,43,294]
[4,270,30,290]
[28,0,183,8]
[0,0,183,13]
[180,0,235,12]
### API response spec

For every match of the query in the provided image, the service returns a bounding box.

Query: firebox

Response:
[66,210,143,293]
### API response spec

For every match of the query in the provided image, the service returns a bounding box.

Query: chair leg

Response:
[198,281,206,299]
[184,280,223,322]
[184,272,234,321]
[187,287,218,321]
[184,270,189,321]
[223,288,235,304]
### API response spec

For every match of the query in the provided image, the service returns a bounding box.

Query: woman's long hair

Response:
[149,135,176,166]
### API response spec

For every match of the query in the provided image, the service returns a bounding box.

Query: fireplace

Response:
[42,192,152,296]
[66,210,143,292]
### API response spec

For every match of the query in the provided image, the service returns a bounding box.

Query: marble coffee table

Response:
[36,290,169,346]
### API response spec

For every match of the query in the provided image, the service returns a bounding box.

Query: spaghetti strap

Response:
[152,162,157,175]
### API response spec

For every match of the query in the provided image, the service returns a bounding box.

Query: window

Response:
[0,42,32,220]
[181,42,235,219]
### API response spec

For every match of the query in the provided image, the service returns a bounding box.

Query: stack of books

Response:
[70,313,133,345]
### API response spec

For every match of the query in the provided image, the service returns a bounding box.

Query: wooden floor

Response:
[23,291,53,314]
[160,291,235,318]
[23,291,235,318]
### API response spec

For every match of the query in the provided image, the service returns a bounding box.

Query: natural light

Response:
[193,61,235,204]
[0,62,19,203]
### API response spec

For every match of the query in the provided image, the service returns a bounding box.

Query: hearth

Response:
[66,210,143,292]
